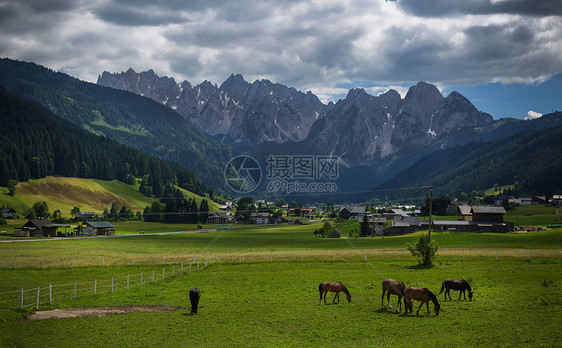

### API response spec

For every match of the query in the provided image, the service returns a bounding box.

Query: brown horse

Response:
[381,278,406,312]
[404,287,440,316]
[439,279,473,301]
[319,281,351,304]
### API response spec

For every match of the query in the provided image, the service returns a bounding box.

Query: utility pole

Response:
[428,186,433,239]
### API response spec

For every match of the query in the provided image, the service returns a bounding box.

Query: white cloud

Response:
[525,110,543,120]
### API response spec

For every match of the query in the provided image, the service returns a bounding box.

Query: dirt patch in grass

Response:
[25,305,184,321]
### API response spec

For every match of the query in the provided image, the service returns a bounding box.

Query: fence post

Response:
[127,274,129,290]
[36,287,40,310]
[173,265,175,275]
[49,284,52,304]
[364,251,367,262]
[152,270,155,282]
[332,252,335,262]
[141,272,143,286]
[74,281,77,299]
[197,262,200,270]
[301,252,303,262]
[21,288,24,309]
[205,258,208,268]
[94,280,97,295]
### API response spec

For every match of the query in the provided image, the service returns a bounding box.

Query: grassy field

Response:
[0,176,219,218]
[1,222,561,346]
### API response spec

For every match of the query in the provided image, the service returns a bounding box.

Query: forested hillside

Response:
[0,88,211,197]
[0,58,233,188]
[374,114,562,202]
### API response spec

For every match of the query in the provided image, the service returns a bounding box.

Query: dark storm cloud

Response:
[398,0,562,17]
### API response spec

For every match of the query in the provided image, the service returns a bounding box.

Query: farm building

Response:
[80,221,115,236]
[457,205,472,221]
[15,220,71,237]
[1,207,16,218]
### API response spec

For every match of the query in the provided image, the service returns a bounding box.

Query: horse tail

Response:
[319,282,323,297]
[439,281,445,295]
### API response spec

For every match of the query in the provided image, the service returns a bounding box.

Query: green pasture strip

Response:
[1,226,561,270]
[1,259,560,346]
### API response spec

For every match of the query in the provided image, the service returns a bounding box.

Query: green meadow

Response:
[1,222,561,347]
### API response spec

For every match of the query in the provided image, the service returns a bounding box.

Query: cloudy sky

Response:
[1,0,560,119]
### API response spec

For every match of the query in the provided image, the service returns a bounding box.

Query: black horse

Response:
[439,279,473,301]
[189,288,201,314]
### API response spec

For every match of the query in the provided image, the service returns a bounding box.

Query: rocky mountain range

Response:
[98,70,492,166]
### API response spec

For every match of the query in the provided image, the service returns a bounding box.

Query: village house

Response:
[458,205,472,221]
[339,206,367,220]
[428,205,513,233]
[251,212,271,224]
[208,212,230,224]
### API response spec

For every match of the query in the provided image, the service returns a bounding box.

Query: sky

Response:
[1,0,560,119]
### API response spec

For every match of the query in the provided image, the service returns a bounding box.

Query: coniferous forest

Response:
[0,88,211,198]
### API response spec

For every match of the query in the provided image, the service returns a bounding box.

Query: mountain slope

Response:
[374,112,562,201]
[0,58,234,188]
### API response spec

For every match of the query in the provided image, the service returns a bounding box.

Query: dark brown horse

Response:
[319,281,351,304]
[404,287,440,316]
[439,279,473,301]
[189,288,201,314]
[381,278,406,312]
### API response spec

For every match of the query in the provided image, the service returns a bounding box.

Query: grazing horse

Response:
[319,281,351,304]
[440,279,473,301]
[189,288,201,314]
[404,287,440,316]
[381,278,406,312]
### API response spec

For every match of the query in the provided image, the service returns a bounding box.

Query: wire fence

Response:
[0,262,205,311]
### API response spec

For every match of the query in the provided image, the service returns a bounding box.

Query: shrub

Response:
[407,233,439,266]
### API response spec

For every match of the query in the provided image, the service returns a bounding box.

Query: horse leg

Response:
[459,290,463,301]
[416,301,424,315]
[426,301,430,315]
[396,295,402,312]
[446,289,451,300]
[381,290,386,308]
[387,293,393,309]
[323,292,327,304]
[333,291,339,304]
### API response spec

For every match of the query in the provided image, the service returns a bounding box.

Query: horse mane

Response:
[425,288,440,307]
[463,279,472,292]
[340,282,350,295]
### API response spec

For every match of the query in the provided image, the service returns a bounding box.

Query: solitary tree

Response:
[360,213,371,236]
[407,233,439,266]
[70,206,81,221]
[7,180,17,196]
